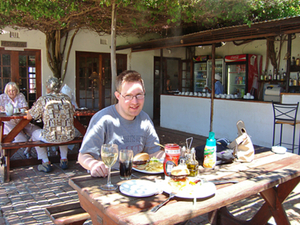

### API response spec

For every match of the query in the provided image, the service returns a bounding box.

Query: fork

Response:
[150,192,176,212]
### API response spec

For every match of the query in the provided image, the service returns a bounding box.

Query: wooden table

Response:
[69,151,300,225]
[0,109,96,152]
[0,109,96,143]
[0,110,96,182]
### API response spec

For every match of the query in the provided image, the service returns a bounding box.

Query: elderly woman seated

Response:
[0,82,40,158]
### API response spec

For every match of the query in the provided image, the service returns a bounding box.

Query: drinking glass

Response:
[119,150,133,180]
[100,144,119,191]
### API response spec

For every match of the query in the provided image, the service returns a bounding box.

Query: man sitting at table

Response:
[78,70,164,177]
[26,77,75,172]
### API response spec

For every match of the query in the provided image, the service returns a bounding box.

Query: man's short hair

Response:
[46,77,61,93]
[115,70,145,93]
[4,82,20,95]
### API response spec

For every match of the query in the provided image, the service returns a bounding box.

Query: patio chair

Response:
[272,102,300,154]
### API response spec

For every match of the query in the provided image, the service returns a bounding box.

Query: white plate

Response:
[272,146,287,154]
[76,107,88,111]
[132,159,164,174]
[163,180,216,199]
[119,180,160,197]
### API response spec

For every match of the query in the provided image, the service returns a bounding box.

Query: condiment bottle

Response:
[179,146,186,162]
[203,132,217,169]
[163,143,181,176]
[187,147,199,177]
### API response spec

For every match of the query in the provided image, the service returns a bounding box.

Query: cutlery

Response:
[154,142,165,149]
[192,179,238,185]
[150,192,176,212]
[210,180,238,185]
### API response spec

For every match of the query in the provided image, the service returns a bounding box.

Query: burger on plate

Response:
[133,153,150,170]
[168,165,190,192]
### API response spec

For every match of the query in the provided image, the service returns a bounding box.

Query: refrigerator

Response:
[207,58,225,90]
[224,54,262,98]
[193,55,209,92]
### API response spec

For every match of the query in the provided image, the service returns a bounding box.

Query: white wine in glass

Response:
[100,144,119,191]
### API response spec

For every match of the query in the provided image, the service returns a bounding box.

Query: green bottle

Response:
[203,132,216,168]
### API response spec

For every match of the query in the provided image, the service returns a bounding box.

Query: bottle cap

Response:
[206,132,216,146]
[191,147,195,153]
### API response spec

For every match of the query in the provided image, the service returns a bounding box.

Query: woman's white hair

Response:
[4,82,20,95]
[46,77,61,93]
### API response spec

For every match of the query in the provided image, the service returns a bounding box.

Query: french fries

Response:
[144,157,163,172]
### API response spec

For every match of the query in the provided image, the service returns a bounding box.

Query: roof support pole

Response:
[160,49,164,94]
[286,34,292,92]
[210,43,216,132]
[110,1,117,104]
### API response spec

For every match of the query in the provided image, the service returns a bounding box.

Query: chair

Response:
[272,102,300,154]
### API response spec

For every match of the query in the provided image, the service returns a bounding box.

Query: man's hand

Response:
[78,152,109,177]
[90,161,108,177]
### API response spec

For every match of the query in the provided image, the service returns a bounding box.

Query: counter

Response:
[160,94,300,150]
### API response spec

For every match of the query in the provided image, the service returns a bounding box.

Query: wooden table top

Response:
[69,151,300,225]
[0,109,95,120]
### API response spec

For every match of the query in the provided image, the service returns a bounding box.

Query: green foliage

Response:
[248,0,300,22]
[1,0,299,80]
[1,0,300,34]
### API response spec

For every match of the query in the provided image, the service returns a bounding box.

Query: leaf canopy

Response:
[0,0,299,37]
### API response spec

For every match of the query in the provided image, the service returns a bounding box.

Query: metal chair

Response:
[272,102,300,154]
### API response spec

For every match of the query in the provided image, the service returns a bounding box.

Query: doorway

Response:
[0,48,41,108]
[153,57,181,124]
[76,52,127,111]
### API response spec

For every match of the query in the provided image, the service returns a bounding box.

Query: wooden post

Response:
[210,43,215,132]
[110,1,117,104]
[286,34,292,92]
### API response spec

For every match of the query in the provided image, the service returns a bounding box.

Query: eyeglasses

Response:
[120,93,145,101]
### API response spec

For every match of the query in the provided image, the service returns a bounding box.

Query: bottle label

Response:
[203,146,216,168]
[165,149,181,154]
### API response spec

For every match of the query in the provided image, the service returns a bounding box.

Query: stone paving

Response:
[0,126,300,224]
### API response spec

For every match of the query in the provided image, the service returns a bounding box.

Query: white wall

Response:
[161,95,299,151]
[0,27,157,117]
[129,51,156,117]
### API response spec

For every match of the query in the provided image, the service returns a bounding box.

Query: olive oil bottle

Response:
[187,147,199,177]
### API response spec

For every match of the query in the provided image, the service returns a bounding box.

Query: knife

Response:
[209,180,238,185]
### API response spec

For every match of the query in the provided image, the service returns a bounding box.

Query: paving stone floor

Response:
[0,126,299,224]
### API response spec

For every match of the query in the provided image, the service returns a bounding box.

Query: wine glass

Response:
[100,144,119,191]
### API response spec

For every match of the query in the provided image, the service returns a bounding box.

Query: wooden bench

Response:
[45,202,90,225]
[0,136,83,182]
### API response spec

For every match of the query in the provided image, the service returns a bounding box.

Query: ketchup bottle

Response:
[163,143,180,176]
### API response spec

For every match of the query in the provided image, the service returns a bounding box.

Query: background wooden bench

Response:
[0,136,83,182]
[45,202,90,225]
